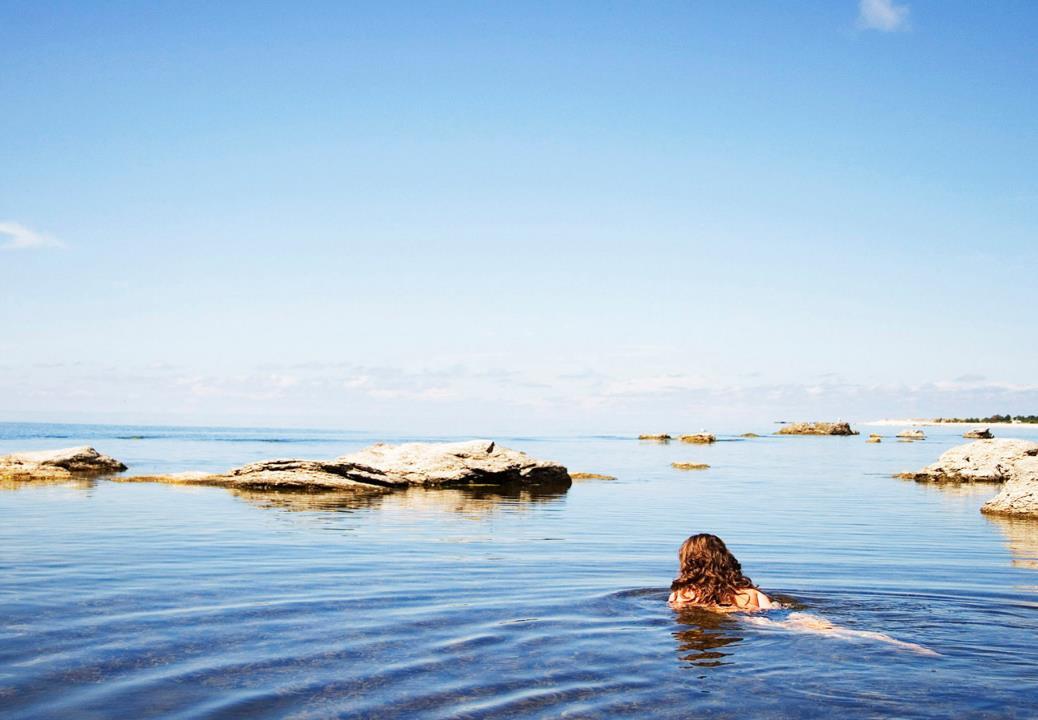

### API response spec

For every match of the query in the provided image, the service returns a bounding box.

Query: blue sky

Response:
[2,0,1036,433]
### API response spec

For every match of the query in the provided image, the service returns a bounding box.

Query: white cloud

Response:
[0,221,64,250]
[858,0,910,32]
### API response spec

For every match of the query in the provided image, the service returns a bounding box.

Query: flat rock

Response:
[679,433,716,444]
[982,457,1038,517]
[739,433,760,438]
[897,439,1038,483]
[331,440,570,488]
[638,434,671,441]
[897,429,926,440]
[569,472,617,481]
[776,422,858,436]
[964,427,994,439]
[0,446,126,480]
[672,462,710,471]
[125,441,571,492]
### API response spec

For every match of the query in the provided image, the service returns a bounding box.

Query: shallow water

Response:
[2,422,1038,718]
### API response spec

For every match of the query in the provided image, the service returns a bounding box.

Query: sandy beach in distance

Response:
[866,419,1037,428]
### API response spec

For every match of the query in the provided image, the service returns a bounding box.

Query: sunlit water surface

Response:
[2,422,1038,718]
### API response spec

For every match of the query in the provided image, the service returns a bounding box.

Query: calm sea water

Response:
[2,422,1038,719]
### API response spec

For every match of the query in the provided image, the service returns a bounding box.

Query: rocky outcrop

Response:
[897,429,926,440]
[672,462,710,471]
[981,457,1038,517]
[897,439,1038,484]
[638,434,671,441]
[776,422,858,436]
[120,441,571,493]
[569,472,617,481]
[680,433,716,444]
[0,446,126,480]
[964,427,994,439]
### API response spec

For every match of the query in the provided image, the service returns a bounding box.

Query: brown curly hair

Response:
[670,533,756,606]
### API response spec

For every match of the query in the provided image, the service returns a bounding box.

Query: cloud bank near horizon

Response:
[2,361,1035,433]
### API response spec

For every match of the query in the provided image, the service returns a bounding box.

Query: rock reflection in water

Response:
[985,515,1038,570]
[672,607,744,667]
[229,481,570,515]
[0,477,97,493]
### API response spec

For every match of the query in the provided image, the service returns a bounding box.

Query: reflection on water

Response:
[985,515,1038,570]
[0,477,97,492]
[228,483,570,515]
[671,608,744,667]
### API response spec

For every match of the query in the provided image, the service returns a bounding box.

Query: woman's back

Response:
[669,585,774,612]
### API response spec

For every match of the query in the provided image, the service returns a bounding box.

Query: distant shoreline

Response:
[865,419,1037,428]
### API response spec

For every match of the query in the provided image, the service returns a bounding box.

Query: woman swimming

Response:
[668,533,774,611]
[668,533,938,655]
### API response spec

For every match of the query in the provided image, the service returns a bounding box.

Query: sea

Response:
[2,421,1037,719]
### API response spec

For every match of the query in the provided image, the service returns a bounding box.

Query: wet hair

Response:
[670,533,756,606]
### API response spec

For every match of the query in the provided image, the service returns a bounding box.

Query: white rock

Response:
[982,457,1038,517]
[898,439,1038,483]
[0,446,126,479]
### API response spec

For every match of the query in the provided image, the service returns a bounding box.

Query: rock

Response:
[867,437,882,443]
[679,433,716,444]
[0,446,126,480]
[964,427,994,439]
[672,462,710,471]
[776,422,858,436]
[739,433,760,438]
[896,439,1038,483]
[330,440,569,488]
[569,472,617,481]
[897,429,926,440]
[982,457,1038,517]
[638,434,671,441]
[120,441,571,492]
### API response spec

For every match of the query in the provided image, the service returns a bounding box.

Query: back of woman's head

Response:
[671,533,754,605]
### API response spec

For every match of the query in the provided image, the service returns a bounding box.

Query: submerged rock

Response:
[896,439,1038,484]
[121,440,571,493]
[679,433,716,444]
[897,429,926,440]
[638,434,672,441]
[739,433,760,438]
[982,457,1038,517]
[776,422,858,436]
[867,437,882,444]
[672,462,710,471]
[0,446,126,480]
[964,427,994,439]
[569,472,617,481]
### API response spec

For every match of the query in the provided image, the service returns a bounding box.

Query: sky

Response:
[1,0,1036,434]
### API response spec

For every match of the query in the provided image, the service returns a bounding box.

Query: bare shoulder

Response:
[735,587,775,610]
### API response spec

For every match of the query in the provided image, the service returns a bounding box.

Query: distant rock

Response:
[120,441,571,493]
[672,462,710,471]
[776,422,858,436]
[867,436,882,443]
[679,433,716,444]
[897,429,926,440]
[982,457,1038,517]
[739,433,760,438]
[897,439,1038,483]
[0,446,126,480]
[963,427,994,439]
[638,434,671,441]
[569,472,617,481]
